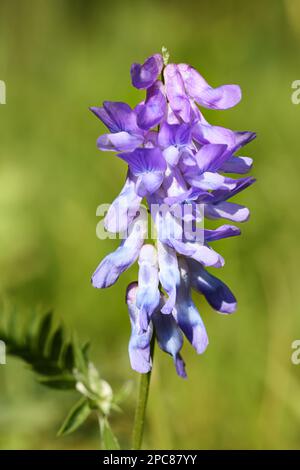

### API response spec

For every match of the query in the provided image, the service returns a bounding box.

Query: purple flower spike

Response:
[90,50,255,377]
[131,54,163,89]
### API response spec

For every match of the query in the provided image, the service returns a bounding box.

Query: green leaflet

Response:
[38,374,76,390]
[58,398,91,436]
[48,326,64,361]
[100,417,120,450]
[36,311,53,353]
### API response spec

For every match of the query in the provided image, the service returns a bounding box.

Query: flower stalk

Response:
[132,337,155,450]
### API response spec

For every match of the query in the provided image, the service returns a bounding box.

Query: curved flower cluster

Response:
[90,52,255,378]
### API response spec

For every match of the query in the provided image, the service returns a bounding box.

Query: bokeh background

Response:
[1,0,300,450]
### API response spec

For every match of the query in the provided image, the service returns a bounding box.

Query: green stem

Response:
[131,338,155,450]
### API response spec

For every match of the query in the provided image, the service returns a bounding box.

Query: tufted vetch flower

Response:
[90,50,256,378]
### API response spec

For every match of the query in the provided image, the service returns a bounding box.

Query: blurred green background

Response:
[1,0,300,450]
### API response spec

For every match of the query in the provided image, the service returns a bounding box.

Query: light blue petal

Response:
[136,245,160,331]
[91,216,147,288]
[173,258,209,354]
